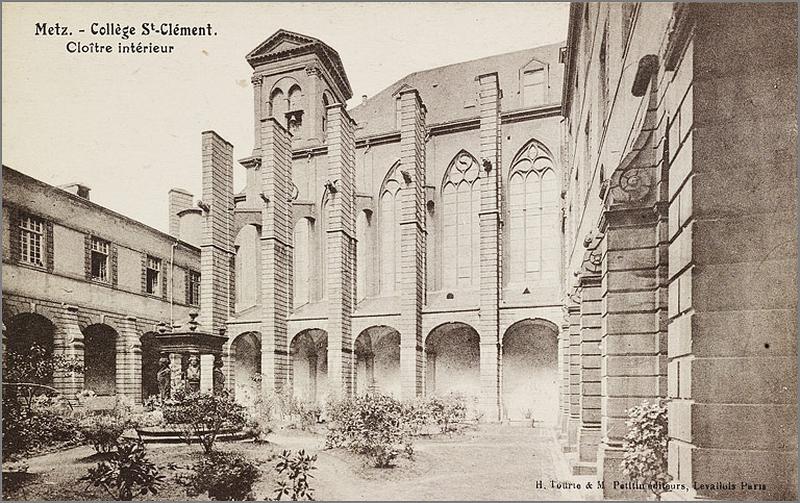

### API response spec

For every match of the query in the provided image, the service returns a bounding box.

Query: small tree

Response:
[80,440,164,501]
[271,449,317,501]
[177,392,247,453]
[621,399,670,501]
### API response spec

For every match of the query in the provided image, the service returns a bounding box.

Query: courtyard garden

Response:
[1,382,582,501]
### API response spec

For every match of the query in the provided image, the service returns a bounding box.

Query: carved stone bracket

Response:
[578,229,605,278]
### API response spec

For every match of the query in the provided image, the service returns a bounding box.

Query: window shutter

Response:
[84,234,93,279]
[45,221,54,272]
[8,206,21,262]
[141,253,148,293]
[161,257,168,299]
[111,244,119,287]
[184,267,190,305]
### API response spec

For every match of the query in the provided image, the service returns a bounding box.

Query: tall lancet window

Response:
[441,151,481,290]
[508,140,558,286]
[293,218,313,307]
[320,190,331,299]
[355,210,370,302]
[379,162,403,295]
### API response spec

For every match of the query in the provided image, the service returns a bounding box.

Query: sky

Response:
[2,2,569,232]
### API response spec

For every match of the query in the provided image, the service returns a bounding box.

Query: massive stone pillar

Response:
[168,189,193,238]
[477,72,502,420]
[397,88,426,399]
[115,316,142,404]
[597,62,666,499]
[572,232,603,475]
[52,305,84,398]
[566,296,581,450]
[325,103,357,398]
[260,118,293,393]
[558,311,571,446]
[666,4,797,500]
[200,131,235,336]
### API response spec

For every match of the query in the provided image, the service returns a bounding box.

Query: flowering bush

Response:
[326,394,413,467]
[425,394,468,434]
[181,451,261,501]
[79,414,127,453]
[2,394,83,461]
[621,399,670,500]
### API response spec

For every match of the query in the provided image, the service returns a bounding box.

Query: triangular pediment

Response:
[246,29,320,63]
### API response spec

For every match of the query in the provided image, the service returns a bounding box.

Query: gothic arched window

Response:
[441,151,481,290]
[355,210,370,302]
[508,140,558,285]
[379,162,403,295]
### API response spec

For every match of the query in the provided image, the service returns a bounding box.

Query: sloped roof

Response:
[349,42,564,138]
[247,29,352,100]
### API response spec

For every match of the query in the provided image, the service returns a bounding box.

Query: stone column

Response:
[572,232,603,474]
[666,4,797,500]
[52,305,84,398]
[200,354,214,393]
[325,103,357,399]
[200,131,235,336]
[304,65,323,144]
[169,353,183,397]
[116,316,142,404]
[477,72,502,421]
[397,88,426,399]
[260,117,293,393]
[252,75,263,153]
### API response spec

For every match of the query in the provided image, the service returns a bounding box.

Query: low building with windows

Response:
[2,166,201,405]
[187,29,567,420]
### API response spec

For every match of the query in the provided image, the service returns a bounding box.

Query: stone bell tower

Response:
[245,29,353,154]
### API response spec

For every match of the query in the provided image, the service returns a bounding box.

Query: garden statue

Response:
[156,356,171,400]
[213,355,225,395]
[185,354,201,393]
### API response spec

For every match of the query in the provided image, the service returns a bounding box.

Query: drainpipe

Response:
[170,241,179,327]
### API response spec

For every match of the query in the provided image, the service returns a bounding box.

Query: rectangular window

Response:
[19,214,44,266]
[188,270,201,306]
[146,256,161,294]
[522,69,546,107]
[90,237,110,282]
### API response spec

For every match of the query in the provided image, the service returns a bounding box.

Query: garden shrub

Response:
[326,394,413,468]
[182,451,260,501]
[270,390,320,430]
[79,414,127,453]
[80,439,164,501]
[2,393,83,461]
[270,449,317,501]
[621,399,670,500]
[425,394,467,434]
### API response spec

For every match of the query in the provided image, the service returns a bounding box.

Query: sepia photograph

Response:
[1,1,797,501]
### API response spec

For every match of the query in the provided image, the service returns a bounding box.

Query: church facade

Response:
[178,29,567,421]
